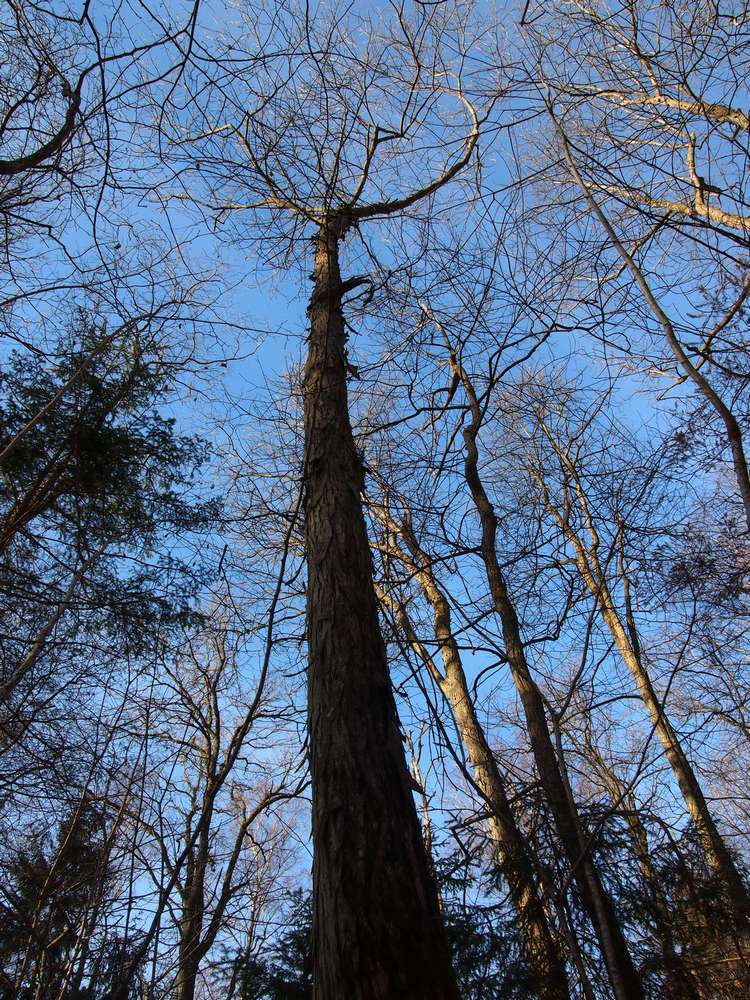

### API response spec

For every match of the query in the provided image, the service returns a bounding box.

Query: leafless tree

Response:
[159,2,503,993]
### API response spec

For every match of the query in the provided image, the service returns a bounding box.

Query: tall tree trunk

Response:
[449,357,644,1000]
[475,530,642,1000]
[444,670,570,1000]
[375,511,570,1000]
[303,218,458,999]
[175,913,202,1000]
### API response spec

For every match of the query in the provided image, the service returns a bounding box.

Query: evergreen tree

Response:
[0,796,129,999]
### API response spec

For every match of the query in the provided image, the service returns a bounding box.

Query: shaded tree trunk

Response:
[175,851,205,1000]
[444,671,572,999]
[474,528,642,999]
[303,217,458,999]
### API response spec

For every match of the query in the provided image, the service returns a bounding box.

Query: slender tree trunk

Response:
[444,670,571,1000]
[599,582,748,917]
[303,218,458,999]
[175,919,202,1000]
[376,512,570,1000]
[404,733,435,863]
[175,845,206,1000]
[452,365,644,1000]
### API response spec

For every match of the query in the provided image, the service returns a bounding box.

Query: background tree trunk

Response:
[376,507,570,1000]
[541,443,750,925]
[450,356,644,1000]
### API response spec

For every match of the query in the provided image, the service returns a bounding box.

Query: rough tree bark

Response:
[303,216,458,999]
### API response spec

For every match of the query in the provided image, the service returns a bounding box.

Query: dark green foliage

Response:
[0,307,219,554]
[444,898,521,999]
[0,309,223,914]
[587,802,750,998]
[0,796,145,1000]
[227,891,313,1000]
[0,308,221,669]
[437,857,534,1000]
[636,829,750,998]
[258,891,313,999]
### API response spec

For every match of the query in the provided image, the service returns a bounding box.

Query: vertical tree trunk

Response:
[452,363,644,1000]
[478,549,642,999]
[377,514,570,1000]
[444,670,571,1000]
[303,218,458,999]
[595,574,749,918]
[175,838,206,1000]
[175,914,202,1000]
